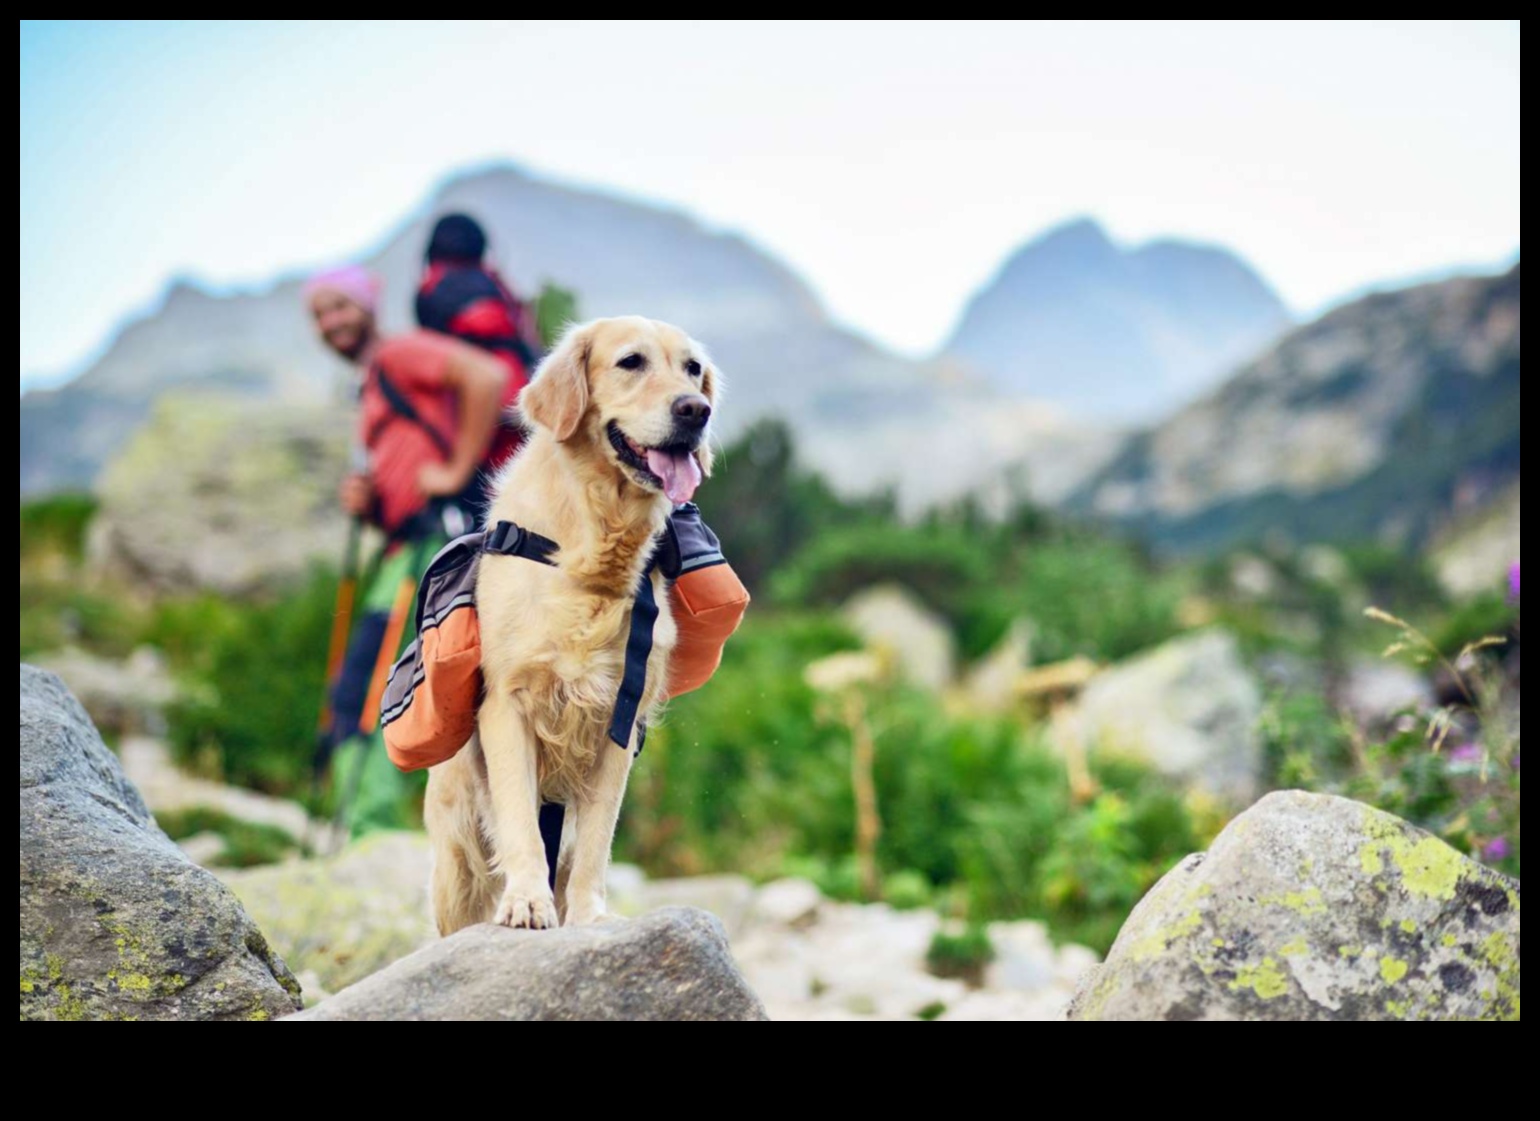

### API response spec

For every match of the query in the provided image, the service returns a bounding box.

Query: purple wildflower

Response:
[1448,743,1484,765]
[1485,838,1512,863]
[1510,562,1521,603]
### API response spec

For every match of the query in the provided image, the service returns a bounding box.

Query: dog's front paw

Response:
[494,885,559,930]
[564,905,620,928]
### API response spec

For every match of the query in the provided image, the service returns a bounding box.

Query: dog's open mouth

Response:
[607,422,703,505]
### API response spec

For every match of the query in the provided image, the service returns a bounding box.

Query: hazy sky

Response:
[19,20,1521,385]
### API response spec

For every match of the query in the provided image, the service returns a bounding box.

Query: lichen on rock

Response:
[20,666,302,1021]
[1070,791,1520,1021]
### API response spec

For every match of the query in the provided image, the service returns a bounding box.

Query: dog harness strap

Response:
[485,520,657,753]
[483,520,559,566]
[609,562,659,751]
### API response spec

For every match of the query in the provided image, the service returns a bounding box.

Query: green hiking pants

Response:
[335,536,443,839]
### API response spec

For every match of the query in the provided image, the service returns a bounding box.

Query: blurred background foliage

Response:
[17,420,1519,954]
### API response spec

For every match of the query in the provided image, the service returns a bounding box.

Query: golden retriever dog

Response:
[425,316,718,934]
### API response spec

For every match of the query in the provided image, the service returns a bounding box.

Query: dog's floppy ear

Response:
[522,323,592,441]
[695,362,722,478]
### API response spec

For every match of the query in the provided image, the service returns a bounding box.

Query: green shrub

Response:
[706,420,894,595]
[926,926,996,985]
[154,807,299,868]
[18,584,147,661]
[624,614,1208,953]
[770,522,991,617]
[1009,536,1185,664]
[162,570,337,794]
[532,282,580,349]
[19,493,98,562]
[1267,603,1521,881]
[19,494,146,660]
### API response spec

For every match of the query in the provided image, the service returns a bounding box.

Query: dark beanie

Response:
[426,213,488,264]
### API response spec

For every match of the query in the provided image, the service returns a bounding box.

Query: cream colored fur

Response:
[425,317,719,933]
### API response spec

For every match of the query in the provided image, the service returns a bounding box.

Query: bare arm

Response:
[421,344,507,497]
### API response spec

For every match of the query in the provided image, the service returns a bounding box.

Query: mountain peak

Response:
[998,217,1117,274]
[1032,215,1114,249]
[943,221,1289,422]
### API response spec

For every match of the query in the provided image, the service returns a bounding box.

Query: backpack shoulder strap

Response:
[656,503,727,579]
[372,361,454,459]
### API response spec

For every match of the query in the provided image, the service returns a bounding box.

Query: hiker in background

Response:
[416,212,541,390]
[305,264,511,838]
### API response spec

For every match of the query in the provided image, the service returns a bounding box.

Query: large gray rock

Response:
[1055,629,1263,801]
[88,395,354,596]
[1071,791,1520,1021]
[20,666,301,1021]
[286,908,769,1021]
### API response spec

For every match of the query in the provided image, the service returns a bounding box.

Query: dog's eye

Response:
[616,353,646,371]
[684,360,702,379]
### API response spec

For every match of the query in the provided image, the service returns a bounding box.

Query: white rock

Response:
[984,920,1057,992]
[1341,658,1433,723]
[750,878,824,929]
[1055,629,1263,801]
[122,736,316,839]
[1433,483,1521,599]
[733,930,818,1008]
[940,992,1071,1021]
[841,585,956,691]
[175,831,228,867]
[1053,943,1102,990]
[630,874,757,937]
[769,1003,907,1021]
[33,646,179,738]
[605,863,648,912]
[965,620,1034,711]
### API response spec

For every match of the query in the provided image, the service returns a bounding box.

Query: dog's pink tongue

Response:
[645,448,703,504]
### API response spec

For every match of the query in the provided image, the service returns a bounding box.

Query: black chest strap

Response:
[483,520,559,566]
[483,520,656,753]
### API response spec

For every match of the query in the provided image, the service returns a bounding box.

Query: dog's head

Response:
[521,317,720,505]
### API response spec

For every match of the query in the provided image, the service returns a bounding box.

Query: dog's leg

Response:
[562,740,634,926]
[479,691,560,930]
[554,807,578,924]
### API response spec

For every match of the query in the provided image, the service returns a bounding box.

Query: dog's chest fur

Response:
[488,567,677,799]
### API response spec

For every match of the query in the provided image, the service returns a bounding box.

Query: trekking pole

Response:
[331,536,431,850]
[304,518,362,854]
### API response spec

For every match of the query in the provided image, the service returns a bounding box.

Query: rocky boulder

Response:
[1071,791,1520,1021]
[88,395,354,596]
[20,666,301,1021]
[1055,629,1263,801]
[286,908,769,1021]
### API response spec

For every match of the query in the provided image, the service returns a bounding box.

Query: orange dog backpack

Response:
[379,503,749,773]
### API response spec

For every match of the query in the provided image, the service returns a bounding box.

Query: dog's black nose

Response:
[672,394,712,428]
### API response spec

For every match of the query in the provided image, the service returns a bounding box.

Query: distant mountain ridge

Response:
[19,164,936,497]
[20,165,1289,511]
[942,219,1291,422]
[1074,264,1521,553]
